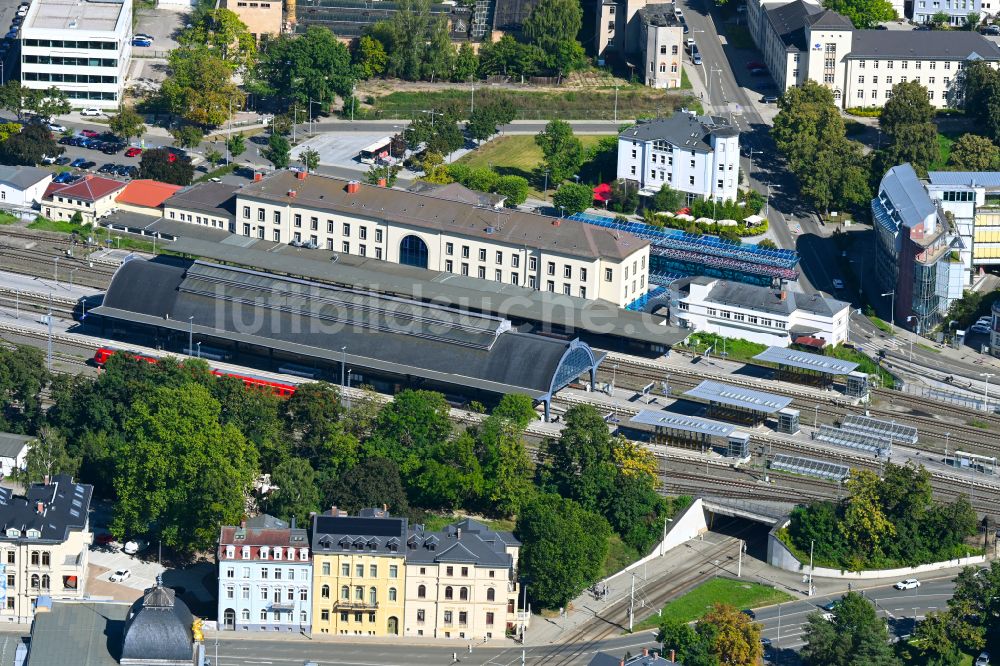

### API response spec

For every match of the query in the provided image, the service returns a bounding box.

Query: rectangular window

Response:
[341,563,349,576]
[547,262,555,275]
[294,214,302,227]
[310,217,317,231]
[243,206,250,219]
[446,242,454,255]
[359,226,367,240]
[342,241,349,253]
[369,565,377,577]
[495,269,502,281]
[528,256,537,271]
[478,248,487,261]
[257,209,265,222]
[356,564,364,577]
[389,565,398,578]
[563,265,571,278]
[462,246,470,258]
[327,220,334,233]
[478,266,486,279]
[445,260,454,272]
[375,229,383,243]
[605,268,613,282]
[495,251,502,264]
[461,263,469,276]
[343,223,351,236]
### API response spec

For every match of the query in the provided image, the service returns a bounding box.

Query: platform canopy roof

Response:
[753,346,859,375]
[683,380,792,414]
[629,411,737,437]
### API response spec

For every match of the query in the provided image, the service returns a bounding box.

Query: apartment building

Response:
[746,0,1000,107]
[221,0,282,40]
[404,518,524,641]
[912,0,981,25]
[873,163,961,332]
[310,508,407,637]
[190,172,651,308]
[20,0,132,109]
[41,175,125,224]
[216,514,312,633]
[672,276,850,347]
[617,111,740,203]
[0,474,93,623]
[638,5,684,89]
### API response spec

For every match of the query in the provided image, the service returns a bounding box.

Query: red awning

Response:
[593,183,612,202]
[794,336,827,349]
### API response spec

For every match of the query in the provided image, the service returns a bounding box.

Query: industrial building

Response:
[89,256,605,419]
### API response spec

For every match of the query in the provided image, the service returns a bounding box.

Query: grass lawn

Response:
[931,132,957,170]
[681,66,693,90]
[632,577,794,631]
[601,534,642,580]
[868,315,893,334]
[0,212,17,225]
[678,332,767,363]
[917,343,941,354]
[370,87,696,121]
[413,513,516,533]
[457,135,612,197]
[27,217,86,234]
[969,419,991,429]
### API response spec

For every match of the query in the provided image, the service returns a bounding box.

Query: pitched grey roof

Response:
[765,0,822,51]
[311,508,407,556]
[162,181,239,219]
[0,474,91,544]
[928,171,1000,188]
[0,165,50,190]
[408,181,505,208]
[240,171,646,262]
[0,431,32,459]
[675,276,848,318]
[406,517,519,568]
[26,601,129,666]
[619,112,738,151]
[849,30,1000,60]
[121,582,195,664]
[806,9,852,29]
[878,163,937,230]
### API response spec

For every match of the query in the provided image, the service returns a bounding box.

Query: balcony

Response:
[333,601,378,611]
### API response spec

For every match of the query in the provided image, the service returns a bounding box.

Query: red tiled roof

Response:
[44,175,125,203]
[116,179,183,208]
[794,335,827,349]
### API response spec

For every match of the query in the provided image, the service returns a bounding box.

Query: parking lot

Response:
[291,131,401,172]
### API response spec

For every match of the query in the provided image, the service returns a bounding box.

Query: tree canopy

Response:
[138,148,195,185]
[161,46,245,126]
[254,27,354,111]
[535,119,585,185]
[801,592,901,666]
[822,0,895,28]
[948,133,1000,170]
[877,81,939,175]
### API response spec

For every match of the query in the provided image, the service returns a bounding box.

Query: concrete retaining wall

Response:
[767,520,985,579]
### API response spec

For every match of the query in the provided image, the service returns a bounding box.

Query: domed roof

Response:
[120,577,195,664]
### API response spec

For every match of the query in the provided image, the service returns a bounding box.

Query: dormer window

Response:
[241,546,250,560]
[4,529,18,538]
[274,547,282,561]
[299,548,309,561]
[225,546,235,558]
[260,546,269,559]
[26,529,40,539]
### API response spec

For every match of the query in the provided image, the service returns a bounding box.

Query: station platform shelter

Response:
[753,346,866,397]
[681,380,792,427]
[624,411,751,460]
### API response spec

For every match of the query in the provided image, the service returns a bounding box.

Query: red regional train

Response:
[92,347,298,398]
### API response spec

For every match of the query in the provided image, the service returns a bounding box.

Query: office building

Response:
[216,514,312,633]
[672,276,850,347]
[404,518,525,641]
[20,0,132,109]
[310,508,407,637]
[0,474,93,623]
[912,0,982,25]
[617,112,740,203]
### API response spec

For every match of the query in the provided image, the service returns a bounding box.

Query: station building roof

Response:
[752,346,859,375]
[629,411,737,437]
[683,380,792,414]
[92,257,601,399]
[143,219,690,348]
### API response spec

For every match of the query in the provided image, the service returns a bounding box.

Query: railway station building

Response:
[89,256,604,420]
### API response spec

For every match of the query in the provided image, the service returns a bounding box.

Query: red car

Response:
[80,129,100,138]
[124,147,142,157]
[746,61,765,70]
[167,152,177,163]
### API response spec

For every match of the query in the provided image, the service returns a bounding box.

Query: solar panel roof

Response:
[629,411,737,437]
[682,380,792,413]
[752,347,859,375]
[841,414,918,445]
[771,454,850,481]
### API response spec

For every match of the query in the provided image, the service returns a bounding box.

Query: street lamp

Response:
[188,315,194,355]
[542,169,550,201]
[53,256,60,286]
[905,316,918,362]
[69,267,78,289]
[980,373,995,412]
[881,291,895,334]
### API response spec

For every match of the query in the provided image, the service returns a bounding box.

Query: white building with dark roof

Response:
[0,166,52,208]
[745,0,1000,108]
[0,432,31,478]
[672,276,850,347]
[617,111,740,203]
[404,518,524,641]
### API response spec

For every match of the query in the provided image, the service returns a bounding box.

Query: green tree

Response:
[910,611,963,666]
[931,10,950,25]
[822,0,894,27]
[758,238,778,249]
[475,397,535,517]
[17,427,79,485]
[265,457,320,525]
[657,617,700,661]
[801,592,901,666]
[465,166,500,192]
[407,431,484,510]
[108,107,147,143]
[553,182,594,215]
[179,7,256,70]
[522,0,586,76]
[948,133,1000,170]
[352,35,388,79]
[161,46,246,127]
[516,493,611,609]
[327,457,409,514]
[111,383,259,552]
[495,175,529,206]
[963,61,1000,142]
[698,604,763,666]
[138,147,195,185]
[477,34,542,78]
[966,11,982,27]
[452,42,478,82]
[0,122,20,142]
[205,148,224,167]
[839,470,896,566]
[609,178,640,214]
[253,27,354,111]
[263,133,291,168]
[365,389,452,463]
[34,86,71,120]
[0,124,59,166]
[422,19,454,82]
[535,119,584,184]
[365,163,401,187]
[878,80,939,174]
[652,183,683,212]
[170,124,205,149]
[299,147,321,173]
[226,133,247,160]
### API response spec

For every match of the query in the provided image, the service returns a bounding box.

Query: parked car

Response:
[740,609,756,620]
[821,600,840,612]
[685,37,695,49]
[69,157,86,168]
[894,578,920,590]
[977,316,992,325]
[123,539,146,555]
[46,122,66,132]
[108,569,131,583]
[98,163,117,174]
[134,32,154,41]
[57,136,74,145]
[54,156,71,166]
[101,142,123,155]
[6,29,18,40]
[692,52,702,65]
[750,67,769,76]
[41,155,56,164]
[132,37,151,47]
[80,129,100,138]
[970,324,991,334]
[124,147,142,157]
[53,172,75,184]
[78,160,96,170]
[746,61,765,70]
[976,651,991,666]
[761,94,779,103]
[832,278,845,289]
[81,107,102,117]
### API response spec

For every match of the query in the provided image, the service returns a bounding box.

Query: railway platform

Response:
[0,268,100,302]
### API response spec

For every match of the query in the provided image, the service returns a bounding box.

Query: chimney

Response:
[330,505,337,516]
[346,180,360,194]
[643,648,649,656]
[377,177,387,188]
[296,171,307,181]
[253,172,263,182]
[35,501,44,515]
[290,516,296,529]
[287,190,297,198]
[619,660,625,666]
[240,520,246,528]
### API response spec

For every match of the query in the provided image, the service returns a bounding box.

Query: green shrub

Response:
[495,175,529,206]
[845,107,882,117]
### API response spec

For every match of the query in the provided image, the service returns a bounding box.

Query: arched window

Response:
[399,235,429,269]
[445,586,453,600]
[41,552,50,566]
[41,575,49,590]
[460,587,469,601]
[369,587,377,605]
[30,574,39,589]
[321,584,330,599]
[241,608,250,621]
[388,587,397,602]
[341,585,349,600]
[417,584,426,599]
[486,588,495,602]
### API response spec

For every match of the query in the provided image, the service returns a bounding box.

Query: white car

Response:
[80,108,102,117]
[832,278,845,290]
[820,612,835,621]
[46,122,66,132]
[894,578,920,590]
[971,324,991,334]
[976,652,991,666]
[108,569,131,583]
